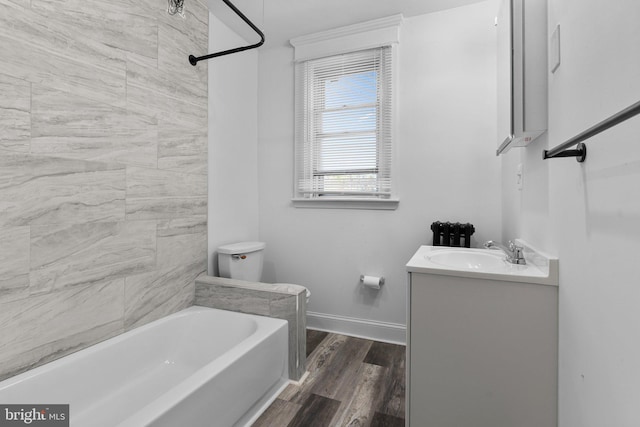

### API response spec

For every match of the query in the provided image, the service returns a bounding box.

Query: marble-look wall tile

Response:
[31,85,158,168]
[271,292,308,381]
[157,0,208,50]
[0,73,30,152]
[195,276,309,380]
[158,131,207,175]
[126,197,207,220]
[126,80,207,125]
[0,227,30,299]
[271,294,301,379]
[127,82,207,174]
[126,55,207,111]
[2,0,31,7]
[157,216,207,237]
[157,93,208,174]
[270,293,297,319]
[30,221,157,292]
[0,151,126,227]
[0,279,125,381]
[147,0,208,92]
[125,167,207,219]
[0,0,207,381]
[126,166,207,198]
[158,23,207,96]
[197,284,272,316]
[0,34,126,108]
[124,228,206,330]
[0,1,127,72]
[126,50,159,72]
[30,0,158,65]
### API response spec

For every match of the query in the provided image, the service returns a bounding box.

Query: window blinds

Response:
[295,46,393,198]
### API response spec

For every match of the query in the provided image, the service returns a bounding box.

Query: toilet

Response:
[217,241,310,303]
[217,241,266,282]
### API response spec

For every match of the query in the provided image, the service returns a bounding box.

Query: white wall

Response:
[257,1,501,341]
[207,12,260,275]
[502,1,640,425]
[501,133,554,251]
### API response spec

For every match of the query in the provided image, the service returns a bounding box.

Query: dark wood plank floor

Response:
[252,330,406,427]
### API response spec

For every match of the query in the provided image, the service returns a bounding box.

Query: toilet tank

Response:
[217,241,266,282]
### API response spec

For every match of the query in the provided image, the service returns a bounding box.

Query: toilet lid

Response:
[217,241,266,255]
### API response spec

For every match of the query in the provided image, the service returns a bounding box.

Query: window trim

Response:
[290,14,403,62]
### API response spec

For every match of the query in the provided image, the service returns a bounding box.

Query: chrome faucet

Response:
[483,240,526,265]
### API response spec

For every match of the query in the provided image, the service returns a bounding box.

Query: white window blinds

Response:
[294,46,393,199]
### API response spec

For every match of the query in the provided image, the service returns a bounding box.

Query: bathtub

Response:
[0,306,289,427]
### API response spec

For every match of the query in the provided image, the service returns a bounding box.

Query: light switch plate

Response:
[550,25,561,73]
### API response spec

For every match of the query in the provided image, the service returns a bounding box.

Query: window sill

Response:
[291,198,399,210]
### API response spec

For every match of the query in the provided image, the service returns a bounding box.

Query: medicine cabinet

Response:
[496,0,547,155]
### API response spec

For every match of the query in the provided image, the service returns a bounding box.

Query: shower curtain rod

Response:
[189,0,265,66]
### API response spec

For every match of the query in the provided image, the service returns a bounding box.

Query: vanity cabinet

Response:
[496,0,548,154]
[406,245,558,427]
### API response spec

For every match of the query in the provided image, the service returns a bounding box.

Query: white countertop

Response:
[406,243,559,286]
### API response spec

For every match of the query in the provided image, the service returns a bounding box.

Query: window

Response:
[294,46,395,207]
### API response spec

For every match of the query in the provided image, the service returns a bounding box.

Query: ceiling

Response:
[207,0,490,48]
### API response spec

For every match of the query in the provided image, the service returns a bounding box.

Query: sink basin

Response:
[426,249,506,270]
[406,243,559,286]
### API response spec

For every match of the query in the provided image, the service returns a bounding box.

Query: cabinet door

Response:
[409,273,557,427]
[496,0,548,154]
[496,0,513,150]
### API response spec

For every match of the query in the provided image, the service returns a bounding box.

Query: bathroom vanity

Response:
[406,243,558,427]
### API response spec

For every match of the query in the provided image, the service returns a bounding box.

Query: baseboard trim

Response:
[306,311,406,345]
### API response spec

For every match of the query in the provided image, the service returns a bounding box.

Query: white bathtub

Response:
[0,306,289,427]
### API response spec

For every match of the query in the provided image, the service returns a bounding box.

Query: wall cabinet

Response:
[496,0,548,154]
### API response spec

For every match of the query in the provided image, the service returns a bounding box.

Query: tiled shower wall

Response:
[0,0,208,380]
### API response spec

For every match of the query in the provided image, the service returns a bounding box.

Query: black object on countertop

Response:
[431,221,475,248]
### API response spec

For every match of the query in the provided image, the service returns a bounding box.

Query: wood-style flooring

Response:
[252,330,406,427]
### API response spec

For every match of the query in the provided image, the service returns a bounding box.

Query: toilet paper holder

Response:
[360,275,385,288]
